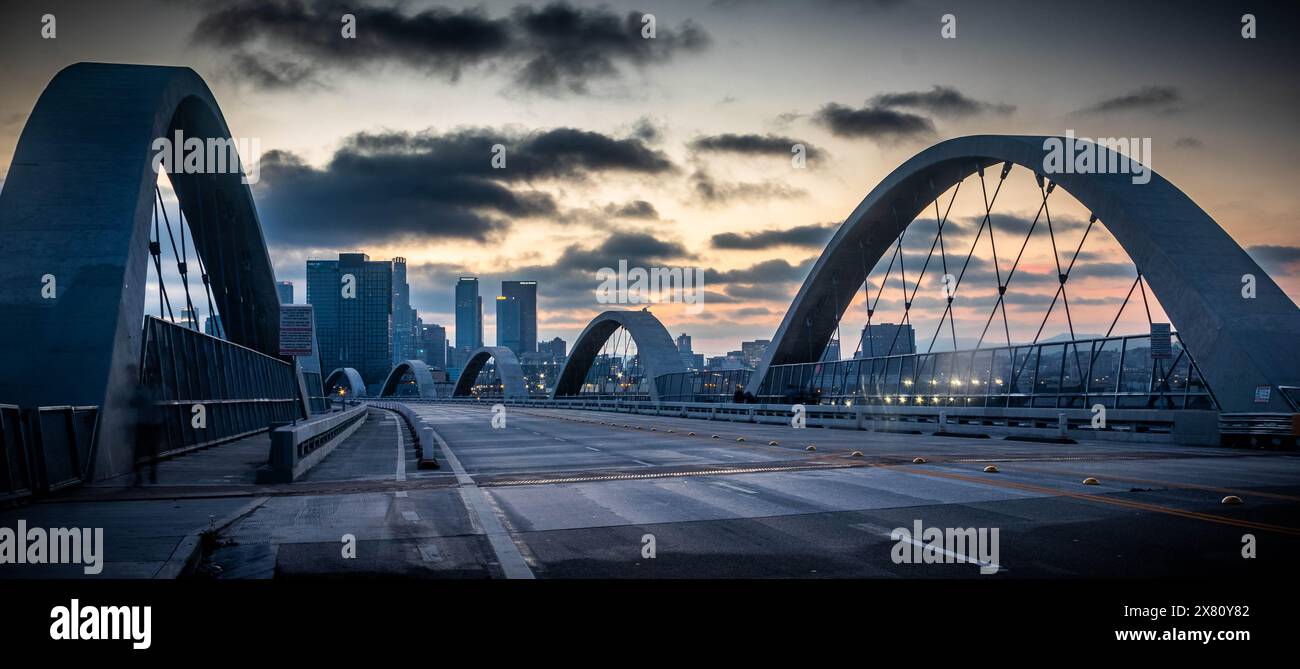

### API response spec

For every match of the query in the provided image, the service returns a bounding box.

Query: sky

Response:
[2,0,1298,358]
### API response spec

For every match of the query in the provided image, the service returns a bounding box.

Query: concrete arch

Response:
[755,135,1300,412]
[325,368,367,398]
[453,347,528,400]
[0,63,284,476]
[551,310,687,402]
[380,360,439,399]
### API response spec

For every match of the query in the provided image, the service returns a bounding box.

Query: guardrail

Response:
[255,403,369,483]
[0,404,99,505]
[368,401,439,469]
[1219,413,1298,448]
[390,396,1221,446]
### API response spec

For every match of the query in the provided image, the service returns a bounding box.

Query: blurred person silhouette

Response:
[127,364,162,485]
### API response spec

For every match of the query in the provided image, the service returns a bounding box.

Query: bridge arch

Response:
[0,63,286,477]
[755,135,1300,412]
[325,368,367,398]
[380,360,439,398]
[551,310,687,402]
[453,347,528,400]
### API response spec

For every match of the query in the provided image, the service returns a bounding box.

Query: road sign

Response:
[1254,385,1272,404]
[279,304,315,357]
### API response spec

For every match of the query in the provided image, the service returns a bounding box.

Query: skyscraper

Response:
[496,295,521,354]
[276,280,294,305]
[416,323,446,368]
[455,277,483,351]
[860,323,915,357]
[392,257,413,364]
[307,253,393,389]
[501,280,537,355]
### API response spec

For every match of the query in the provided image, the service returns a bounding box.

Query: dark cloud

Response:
[605,200,659,219]
[1174,136,1204,149]
[711,223,838,250]
[690,167,807,204]
[1074,86,1183,115]
[194,1,710,94]
[706,258,816,285]
[229,52,323,91]
[689,133,825,161]
[253,125,672,245]
[812,102,934,140]
[1248,244,1300,275]
[869,85,1015,119]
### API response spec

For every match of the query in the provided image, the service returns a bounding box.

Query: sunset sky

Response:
[2,0,1298,357]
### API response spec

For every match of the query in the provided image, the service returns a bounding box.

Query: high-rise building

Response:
[455,277,483,351]
[860,323,915,358]
[501,280,537,355]
[539,337,567,361]
[204,314,222,338]
[276,281,294,305]
[416,323,446,369]
[676,333,698,370]
[180,307,198,330]
[740,339,770,369]
[307,253,393,389]
[495,295,522,354]
[676,333,692,352]
[820,338,841,362]
[391,258,414,364]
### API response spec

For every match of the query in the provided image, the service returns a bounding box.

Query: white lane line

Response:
[395,491,408,498]
[393,413,406,483]
[631,459,655,467]
[402,510,420,522]
[422,419,536,580]
[713,480,758,495]
[554,437,566,442]
[585,446,601,452]
[879,531,1006,575]
[417,544,441,562]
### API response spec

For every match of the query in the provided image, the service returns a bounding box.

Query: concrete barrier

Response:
[255,404,368,483]
[369,401,439,469]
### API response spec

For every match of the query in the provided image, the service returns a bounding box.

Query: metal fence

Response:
[757,334,1217,411]
[0,404,98,503]
[141,316,301,456]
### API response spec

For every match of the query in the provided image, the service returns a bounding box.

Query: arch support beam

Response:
[325,367,367,398]
[380,360,439,399]
[453,347,528,400]
[551,310,687,402]
[755,135,1300,412]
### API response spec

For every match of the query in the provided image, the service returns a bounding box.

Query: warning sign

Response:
[1150,323,1171,359]
[279,304,315,357]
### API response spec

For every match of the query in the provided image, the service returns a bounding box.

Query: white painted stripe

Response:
[395,491,408,498]
[402,510,420,522]
[713,480,758,494]
[631,459,655,467]
[585,446,601,452]
[421,418,536,580]
[393,413,406,483]
[884,533,1006,574]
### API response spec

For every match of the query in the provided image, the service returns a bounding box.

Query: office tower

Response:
[306,252,393,388]
[455,277,483,351]
[539,337,567,361]
[501,280,537,354]
[860,323,916,357]
[392,258,413,364]
[203,315,222,337]
[676,333,692,352]
[740,339,770,369]
[276,281,294,305]
[676,333,696,370]
[180,307,198,330]
[820,338,841,362]
[416,323,446,368]
[496,295,522,354]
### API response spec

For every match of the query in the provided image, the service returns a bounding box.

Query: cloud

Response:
[688,133,825,161]
[869,85,1015,119]
[1248,244,1300,275]
[689,167,807,204]
[1174,136,1204,149]
[711,223,838,250]
[252,125,672,245]
[706,258,816,285]
[812,102,934,140]
[194,1,710,94]
[1074,86,1183,115]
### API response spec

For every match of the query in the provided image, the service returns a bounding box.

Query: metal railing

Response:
[0,404,99,504]
[141,316,301,456]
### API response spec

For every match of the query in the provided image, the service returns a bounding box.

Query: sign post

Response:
[280,305,316,422]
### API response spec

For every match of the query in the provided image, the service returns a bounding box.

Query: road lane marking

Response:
[418,414,536,579]
[392,413,406,483]
[585,446,601,452]
[631,459,655,467]
[402,510,420,522]
[712,481,758,494]
[887,532,1006,574]
[395,491,408,498]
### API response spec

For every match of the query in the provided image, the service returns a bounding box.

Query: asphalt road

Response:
[8,403,1298,579]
